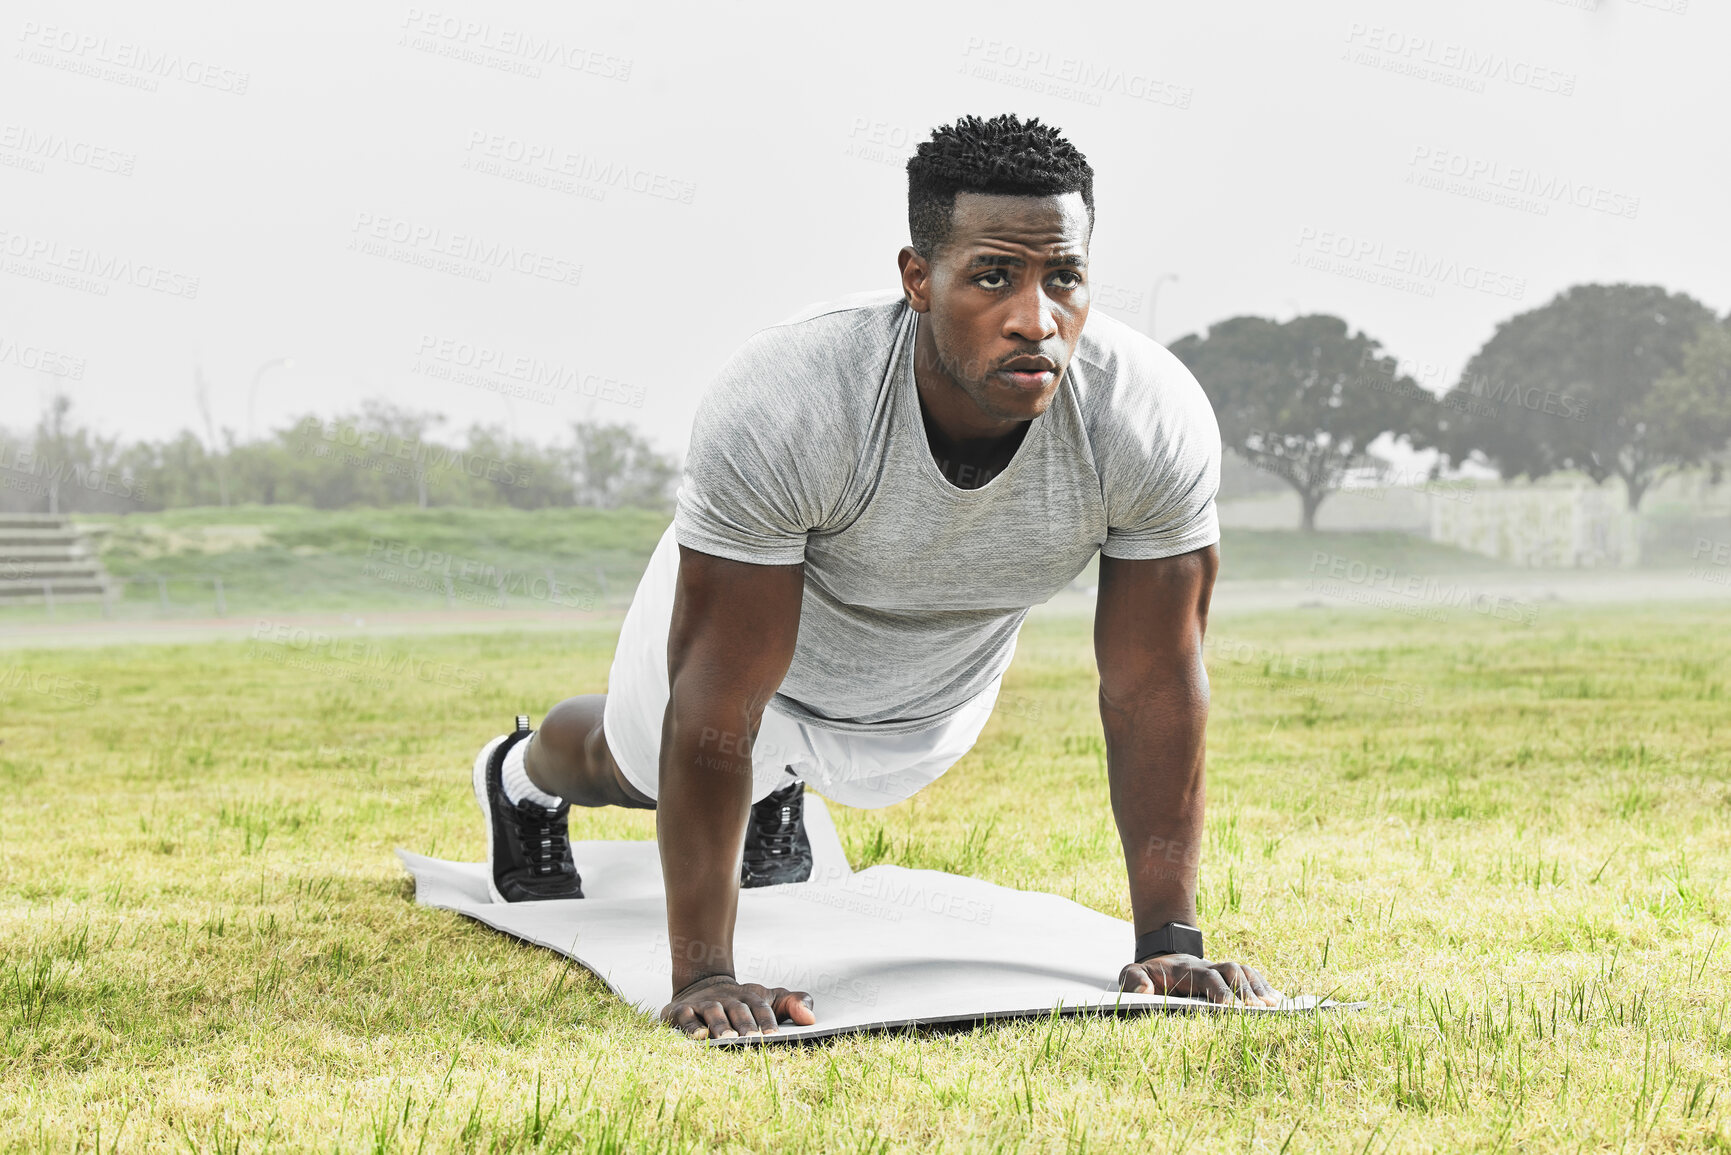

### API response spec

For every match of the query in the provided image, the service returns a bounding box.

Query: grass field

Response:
[7,505,1525,630]
[3,600,1729,1151]
[18,506,676,625]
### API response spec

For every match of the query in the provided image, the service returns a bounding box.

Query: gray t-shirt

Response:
[674,289,1221,734]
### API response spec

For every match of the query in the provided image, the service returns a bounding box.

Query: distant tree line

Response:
[9,281,1727,528]
[0,397,680,515]
[1172,282,1731,529]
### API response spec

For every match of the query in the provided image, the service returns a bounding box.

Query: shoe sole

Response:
[471,734,510,905]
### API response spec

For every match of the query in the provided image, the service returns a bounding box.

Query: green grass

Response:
[12,505,675,623]
[1215,529,1515,581]
[18,509,1512,628]
[3,601,1729,1150]
[999,528,1508,593]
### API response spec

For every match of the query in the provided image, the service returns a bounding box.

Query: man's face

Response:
[900,191,1091,423]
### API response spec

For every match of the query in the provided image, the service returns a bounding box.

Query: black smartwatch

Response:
[1133,921,1205,963]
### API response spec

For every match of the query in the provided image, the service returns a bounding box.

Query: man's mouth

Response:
[996,356,1057,389]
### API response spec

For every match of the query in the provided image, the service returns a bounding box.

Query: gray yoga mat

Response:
[398,796,1361,1045]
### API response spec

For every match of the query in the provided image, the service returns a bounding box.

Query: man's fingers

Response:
[698,1000,736,1039]
[661,982,817,1041]
[1216,961,1257,1004]
[771,988,817,1026]
[1242,965,1279,1007]
[670,1005,708,1039]
[724,1000,761,1037]
[748,998,781,1035]
[1119,956,1282,1008]
[1191,966,1236,1005]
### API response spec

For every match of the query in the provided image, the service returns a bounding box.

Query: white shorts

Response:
[602,524,1009,809]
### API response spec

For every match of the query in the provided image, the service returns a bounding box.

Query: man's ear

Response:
[897,246,932,313]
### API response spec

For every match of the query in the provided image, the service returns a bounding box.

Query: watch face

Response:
[1134,922,1206,962]
[1167,924,1205,958]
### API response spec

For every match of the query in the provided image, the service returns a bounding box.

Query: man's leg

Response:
[521,694,655,810]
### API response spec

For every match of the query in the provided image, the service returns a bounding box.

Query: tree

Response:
[1648,318,1731,486]
[281,400,447,508]
[458,424,577,509]
[1169,315,1434,531]
[7,393,133,515]
[9,399,682,514]
[568,420,678,510]
[116,430,225,510]
[1426,284,1722,510]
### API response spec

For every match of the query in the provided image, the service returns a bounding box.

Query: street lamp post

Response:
[247,357,294,442]
[1147,274,1179,344]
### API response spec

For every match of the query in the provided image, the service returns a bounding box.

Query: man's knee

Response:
[608,759,656,810]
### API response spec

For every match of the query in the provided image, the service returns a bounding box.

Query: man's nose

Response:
[1004,280,1058,343]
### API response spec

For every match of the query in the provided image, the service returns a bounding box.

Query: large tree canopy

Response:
[1170,314,1434,530]
[1423,284,1724,509]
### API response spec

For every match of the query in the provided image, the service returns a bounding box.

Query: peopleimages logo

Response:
[0,664,99,706]
[1205,633,1427,706]
[412,334,646,409]
[346,211,582,288]
[295,417,533,488]
[0,226,200,299]
[843,117,922,167]
[0,123,136,177]
[1343,23,1577,97]
[795,863,996,927]
[1689,538,1731,587]
[1406,146,1640,220]
[14,21,251,94]
[362,538,598,611]
[1354,348,1589,424]
[0,333,86,379]
[1307,552,1539,625]
[958,37,1193,109]
[1294,226,1526,301]
[0,444,147,501]
[248,620,483,691]
[462,131,695,205]
[398,9,631,81]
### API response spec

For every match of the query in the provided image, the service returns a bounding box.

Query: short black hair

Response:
[906,114,1094,259]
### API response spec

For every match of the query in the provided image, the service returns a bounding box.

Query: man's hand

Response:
[661,974,817,1039]
[1118,953,1282,1007]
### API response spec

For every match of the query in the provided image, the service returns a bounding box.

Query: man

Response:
[470,113,1279,1040]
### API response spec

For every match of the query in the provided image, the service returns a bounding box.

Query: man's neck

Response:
[917,398,1028,490]
[912,318,1032,490]
[913,320,1031,491]
[911,314,1026,446]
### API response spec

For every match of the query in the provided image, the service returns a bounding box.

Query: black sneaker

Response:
[471,715,583,903]
[740,776,812,888]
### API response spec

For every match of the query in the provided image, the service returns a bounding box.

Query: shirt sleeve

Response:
[1094,341,1223,561]
[673,327,853,566]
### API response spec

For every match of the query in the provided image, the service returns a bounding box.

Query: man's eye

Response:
[1050,271,1082,289]
[976,271,1009,289]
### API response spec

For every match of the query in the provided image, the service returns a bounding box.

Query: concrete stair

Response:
[0,514,113,604]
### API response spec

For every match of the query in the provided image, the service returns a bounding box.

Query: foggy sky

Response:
[3,0,1725,457]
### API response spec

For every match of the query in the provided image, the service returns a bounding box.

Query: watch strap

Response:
[1133,921,1205,963]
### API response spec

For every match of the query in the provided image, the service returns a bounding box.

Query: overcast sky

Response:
[3,0,1726,457]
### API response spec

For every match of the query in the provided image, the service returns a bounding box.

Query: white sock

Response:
[501,733,563,809]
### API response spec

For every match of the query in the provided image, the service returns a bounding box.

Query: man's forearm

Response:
[1100,666,1208,938]
[656,691,757,992]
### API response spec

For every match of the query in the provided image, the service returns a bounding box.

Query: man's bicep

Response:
[667,545,804,705]
[1093,547,1218,703]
